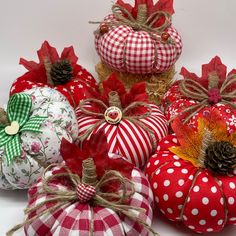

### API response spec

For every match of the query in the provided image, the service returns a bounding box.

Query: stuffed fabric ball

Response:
[0,87,78,190]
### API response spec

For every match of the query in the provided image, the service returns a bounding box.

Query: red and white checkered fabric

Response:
[76,104,168,168]
[24,165,154,236]
[95,14,182,74]
[77,184,96,203]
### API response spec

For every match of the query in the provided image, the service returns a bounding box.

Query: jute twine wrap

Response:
[43,58,54,86]
[96,62,175,105]
[79,91,157,151]
[7,158,159,236]
[171,72,236,124]
[0,108,9,127]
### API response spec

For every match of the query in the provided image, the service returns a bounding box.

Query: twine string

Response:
[43,57,54,86]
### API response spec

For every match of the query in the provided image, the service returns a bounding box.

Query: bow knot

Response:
[0,93,47,165]
[172,73,236,124]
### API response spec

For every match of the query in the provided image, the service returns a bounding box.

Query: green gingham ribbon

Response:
[0,93,47,165]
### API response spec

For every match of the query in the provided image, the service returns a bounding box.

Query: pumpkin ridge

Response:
[180,168,202,222]
[212,175,228,229]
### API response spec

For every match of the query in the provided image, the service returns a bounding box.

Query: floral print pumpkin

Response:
[95,0,182,74]
[0,87,78,190]
[8,131,155,236]
[162,56,236,132]
[76,74,168,168]
[10,41,98,108]
[145,112,236,233]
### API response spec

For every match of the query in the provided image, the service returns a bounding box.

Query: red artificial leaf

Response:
[180,67,199,81]
[116,0,133,13]
[122,82,148,108]
[60,130,133,179]
[102,73,126,98]
[153,0,174,15]
[19,58,39,71]
[60,138,88,176]
[37,41,59,64]
[201,56,227,81]
[61,46,78,64]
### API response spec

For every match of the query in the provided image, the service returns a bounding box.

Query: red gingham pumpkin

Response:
[10,41,98,108]
[22,132,154,236]
[95,0,182,74]
[162,56,236,131]
[76,74,168,168]
[145,113,236,233]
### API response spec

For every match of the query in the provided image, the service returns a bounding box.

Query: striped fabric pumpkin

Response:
[76,74,168,168]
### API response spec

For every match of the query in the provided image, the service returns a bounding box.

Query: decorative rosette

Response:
[145,111,236,233]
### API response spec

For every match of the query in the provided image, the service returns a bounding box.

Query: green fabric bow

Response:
[0,93,47,165]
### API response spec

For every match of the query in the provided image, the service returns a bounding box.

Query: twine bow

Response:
[111,3,171,34]
[7,158,159,236]
[0,93,46,165]
[171,72,236,124]
[79,91,157,150]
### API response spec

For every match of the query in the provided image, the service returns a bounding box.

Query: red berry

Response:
[161,32,170,42]
[100,24,109,35]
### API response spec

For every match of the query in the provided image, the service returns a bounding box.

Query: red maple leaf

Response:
[18,41,79,84]
[83,73,149,116]
[180,56,236,90]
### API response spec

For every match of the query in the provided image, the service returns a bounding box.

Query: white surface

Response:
[0,0,236,235]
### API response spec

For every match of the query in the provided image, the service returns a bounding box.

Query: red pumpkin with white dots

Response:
[10,41,98,108]
[162,56,236,131]
[145,112,236,233]
[95,0,182,74]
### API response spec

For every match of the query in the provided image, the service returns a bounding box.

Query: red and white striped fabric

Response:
[95,14,182,74]
[24,165,154,236]
[76,104,168,168]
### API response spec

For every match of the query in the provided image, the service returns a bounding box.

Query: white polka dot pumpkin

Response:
[145,134,236,233]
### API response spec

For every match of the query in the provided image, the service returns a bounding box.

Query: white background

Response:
[0,0,236,235]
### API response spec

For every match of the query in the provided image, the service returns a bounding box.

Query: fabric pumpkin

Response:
[145,112,236,233]
[95,0,182,74]
[162,56,236,131]
[0,87,78,190]
[9,131,155,236]
[76,73,168,168]
[10,41,98,108]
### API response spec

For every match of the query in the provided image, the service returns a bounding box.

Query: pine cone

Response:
[205,141,236,175]
[50,60,73,85]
